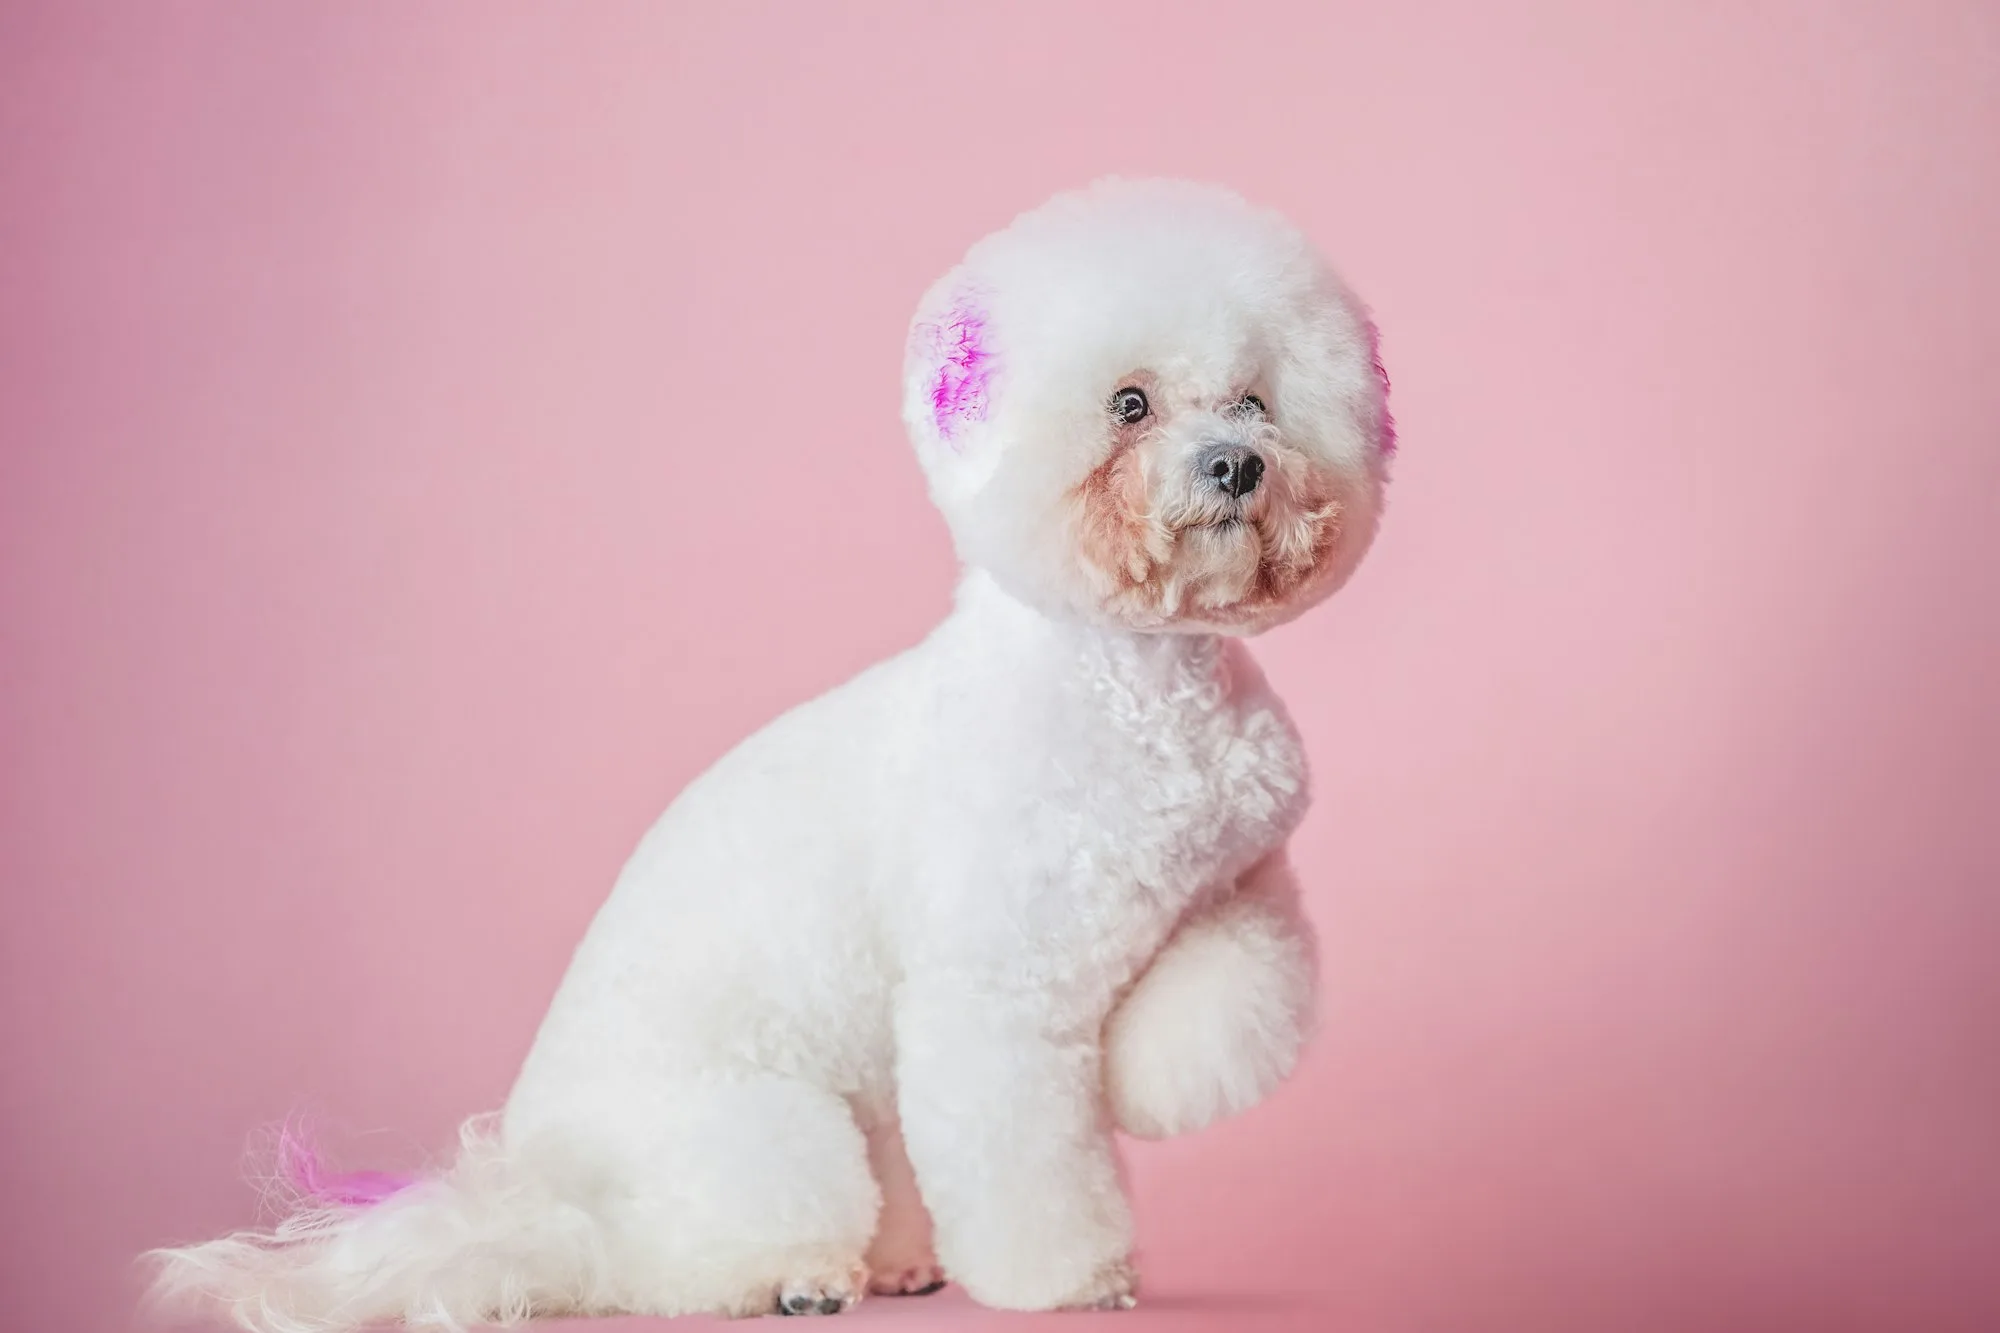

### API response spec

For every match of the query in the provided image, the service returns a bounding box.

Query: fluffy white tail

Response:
[145,1116,609,1333]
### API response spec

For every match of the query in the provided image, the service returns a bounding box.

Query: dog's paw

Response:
[1058,1258,1138,1311]
[775,1264,866,1316]
[868,1263,946,1297]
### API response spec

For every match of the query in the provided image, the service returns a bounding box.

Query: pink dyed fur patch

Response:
[1366,318,1397,456]
[915,301,994,446]
[278,1123,417,1208]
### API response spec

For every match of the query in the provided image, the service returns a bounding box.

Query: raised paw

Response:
[775,1265,866,1316]
[868,1263,946,1297]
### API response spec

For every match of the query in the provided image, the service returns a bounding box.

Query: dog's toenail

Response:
[913,1279,946,1295]
[816,1296,844,1314]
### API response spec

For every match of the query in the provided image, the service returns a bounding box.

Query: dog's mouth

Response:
[1182,507,1257,539]
[1172,493,1256,532]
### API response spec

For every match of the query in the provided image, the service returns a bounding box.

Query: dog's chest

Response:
[986,635,1307,926]
[908,624,1307,996]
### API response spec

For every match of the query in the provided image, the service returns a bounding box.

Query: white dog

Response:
[148,177,1394,1328]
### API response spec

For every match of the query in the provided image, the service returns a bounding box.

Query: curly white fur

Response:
[145,177,1391,1328]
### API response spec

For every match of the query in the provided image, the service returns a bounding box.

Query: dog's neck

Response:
[949,568,1231,699]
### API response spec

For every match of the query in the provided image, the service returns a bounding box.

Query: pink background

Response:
[4,3,1997,1330]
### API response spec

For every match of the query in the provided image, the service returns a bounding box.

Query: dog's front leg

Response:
[893,980,1137,1312]
[1104,848,1318,1138]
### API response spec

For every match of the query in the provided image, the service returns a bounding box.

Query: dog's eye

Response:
[1111,387,1150,425]
[1238,394,1267,416]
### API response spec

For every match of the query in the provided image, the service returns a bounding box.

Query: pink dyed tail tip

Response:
[277,1125,417,1208]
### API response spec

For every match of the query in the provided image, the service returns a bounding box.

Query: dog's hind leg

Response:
[523,1071,881,1318]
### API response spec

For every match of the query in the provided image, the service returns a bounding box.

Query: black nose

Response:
[1199,444,1264,498]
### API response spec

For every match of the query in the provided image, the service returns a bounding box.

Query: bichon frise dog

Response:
[147,177,1394,1328]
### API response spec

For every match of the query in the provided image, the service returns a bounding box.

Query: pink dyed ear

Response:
[912,298,994,449]
[1366,319,1397,457]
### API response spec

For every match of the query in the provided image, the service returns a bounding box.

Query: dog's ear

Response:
[903,283,1004,497]
[1365,317,1396,459]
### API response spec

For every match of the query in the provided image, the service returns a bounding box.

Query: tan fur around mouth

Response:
[1070,446,1346,627]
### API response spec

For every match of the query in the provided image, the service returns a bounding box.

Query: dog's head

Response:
[904,179,1393,635]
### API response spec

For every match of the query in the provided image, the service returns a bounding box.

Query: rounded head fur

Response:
[903,178,1393,635]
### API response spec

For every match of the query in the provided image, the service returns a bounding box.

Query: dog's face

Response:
[904,179,1393,635]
